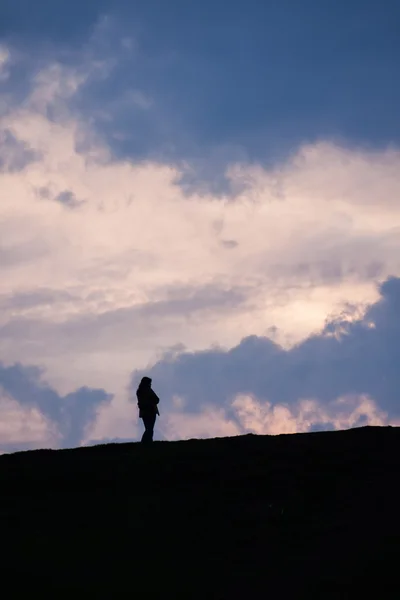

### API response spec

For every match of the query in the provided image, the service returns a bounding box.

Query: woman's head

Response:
[139,376,152,388]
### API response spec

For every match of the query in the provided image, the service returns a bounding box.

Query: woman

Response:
[136,376,160,443]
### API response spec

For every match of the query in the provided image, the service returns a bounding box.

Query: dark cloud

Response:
[0,362,112,449]
[2,1,399,192]
[55,190,83,208]
[79,1,400,193]
[0,129,41,172]
[0,288,77,311]
[130,276,400,419]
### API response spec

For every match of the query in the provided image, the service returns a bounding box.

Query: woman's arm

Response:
[151,389,160,404]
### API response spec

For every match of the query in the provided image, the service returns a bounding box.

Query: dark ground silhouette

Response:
[0,426,398,598]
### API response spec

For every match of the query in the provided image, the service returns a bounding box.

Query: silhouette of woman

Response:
[136,376,160,443]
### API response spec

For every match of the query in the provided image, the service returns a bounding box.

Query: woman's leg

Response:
[141,415,156,442]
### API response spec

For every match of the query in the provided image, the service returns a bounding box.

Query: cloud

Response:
[0,31,399,448]
[157,392,397,442]
[0,45,10,81]
[0,128,41,172]
[4,4,398,190]
[231,393,394,435]
[2,4,400,168]
[162,406,241,441]
[130,277,400,427]
[0,387,55,451]
[55,190,83,208]
[0,362,112,449]
[48,4,400,182]
[0,47,399,388]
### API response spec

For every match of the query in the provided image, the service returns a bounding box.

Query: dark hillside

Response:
[0,426,399,598]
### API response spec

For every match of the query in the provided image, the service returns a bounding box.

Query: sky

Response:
[0,0,399,452]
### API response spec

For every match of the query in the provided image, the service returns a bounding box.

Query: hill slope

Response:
[0,426,399,598]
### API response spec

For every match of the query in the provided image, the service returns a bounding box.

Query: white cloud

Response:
[0,387,58,448]
[161,407,240,440]
[157,393,399,442]
[0,46,10,81]
[231,393,397,435]
[83,391,139,443]
[28,63,88,114]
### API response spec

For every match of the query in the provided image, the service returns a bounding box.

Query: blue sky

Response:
[0,0,399,450]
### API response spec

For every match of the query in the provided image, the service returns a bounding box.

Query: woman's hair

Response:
[137,376,152,391]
